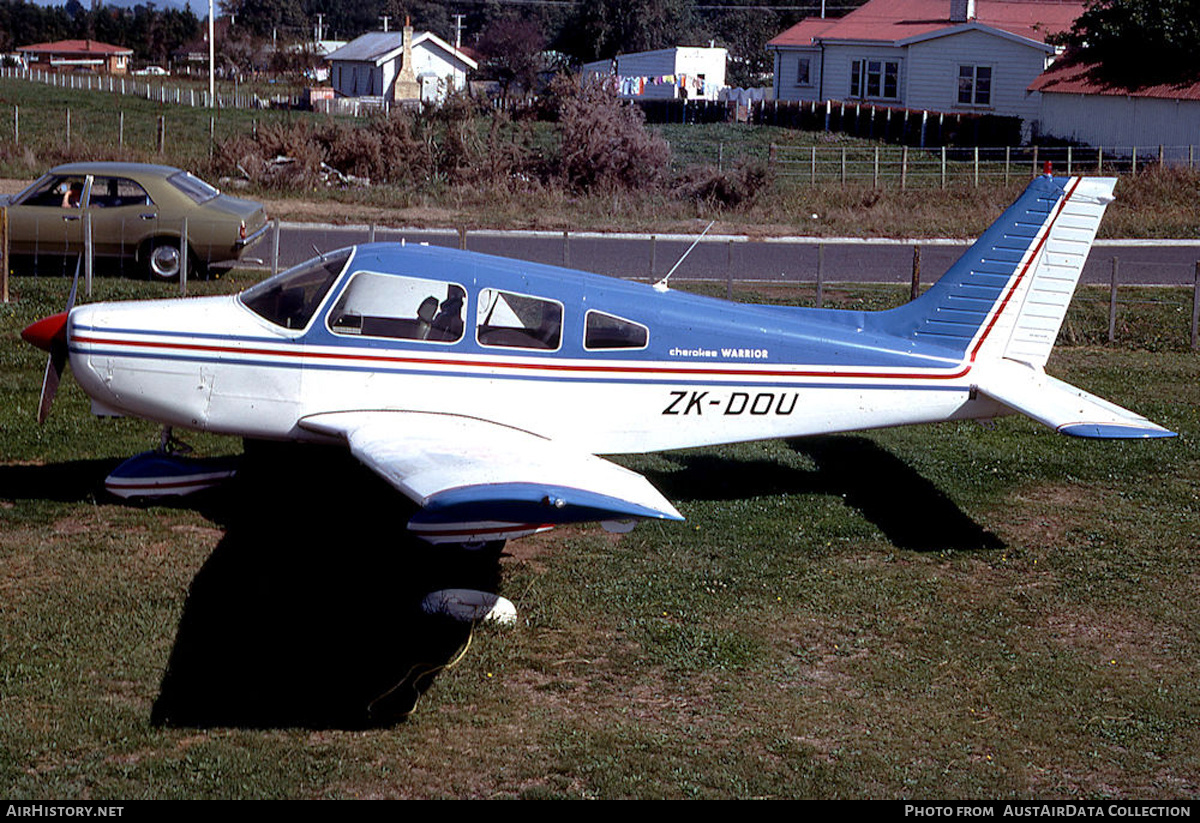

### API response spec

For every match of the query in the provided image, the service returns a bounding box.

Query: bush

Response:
[672,159,770,210]
[553,75,671,194]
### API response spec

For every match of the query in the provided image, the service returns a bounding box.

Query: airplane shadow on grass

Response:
[148,442,492,730]
[0,433,1001,729]
[0,447,491,730]
[648,435,1005,553]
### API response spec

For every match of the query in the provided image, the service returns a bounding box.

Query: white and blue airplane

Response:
[22,174,1174,546]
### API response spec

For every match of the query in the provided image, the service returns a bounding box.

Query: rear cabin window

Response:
[476,288,563,351]
[328,271,466,343]
[584,310,648,350]
[240,249,350,330]
[168,171,220,204]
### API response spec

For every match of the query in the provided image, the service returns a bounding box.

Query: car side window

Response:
[89,177,152,209]
[476,288,563,351]
[328,271,466,343]
[21,176,85,208]
[584,310,649,350]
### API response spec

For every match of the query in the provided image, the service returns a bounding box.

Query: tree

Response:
[477,16,546,100]
[1051,0,1200,85]
[556,0,700,63]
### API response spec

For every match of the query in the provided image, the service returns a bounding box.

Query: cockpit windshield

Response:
[239,249,352,330]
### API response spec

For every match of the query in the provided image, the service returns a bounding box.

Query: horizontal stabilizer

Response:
[300,410,683,541]
[976,360,1175,439]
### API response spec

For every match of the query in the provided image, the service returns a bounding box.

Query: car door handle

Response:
[62,214,80,222]
[139,213,157,221]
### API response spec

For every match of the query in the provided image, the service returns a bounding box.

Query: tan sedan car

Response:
[3,162,269,279]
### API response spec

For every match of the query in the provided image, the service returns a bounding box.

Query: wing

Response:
[299,410,683,543]
[976,359,1175,439]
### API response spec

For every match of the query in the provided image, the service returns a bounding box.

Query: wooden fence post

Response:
[1192,262,1200,351]
[1,206,8,304]
[816,243,825,308]
[83,211,93,298]
[1108,257,1119,343]
[911,245,921,302]
[726,239,734,301]
[179,217,188,297]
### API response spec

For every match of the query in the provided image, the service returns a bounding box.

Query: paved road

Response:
[257,223,1200,287]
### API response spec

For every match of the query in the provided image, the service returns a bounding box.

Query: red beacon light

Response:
[1043,160,1053,177]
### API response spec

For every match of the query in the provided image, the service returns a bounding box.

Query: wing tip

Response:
[1057,423,1178,440]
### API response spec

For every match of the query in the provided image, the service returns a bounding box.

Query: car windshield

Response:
[168,170,220,204]
[240,249,352,330]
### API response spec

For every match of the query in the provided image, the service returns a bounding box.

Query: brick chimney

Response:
[393,15,421,102]
[950,0,976,22]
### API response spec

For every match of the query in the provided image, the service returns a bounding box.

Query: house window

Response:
[796,58,811,86]
[957,65,992,106]
[850,59,899,100]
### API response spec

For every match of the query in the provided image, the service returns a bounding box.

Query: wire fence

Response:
[0,66,301,110]
[665,138,1200,187]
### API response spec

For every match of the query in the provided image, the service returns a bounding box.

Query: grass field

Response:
[2,76,1198,240]
[2,270,1198,799]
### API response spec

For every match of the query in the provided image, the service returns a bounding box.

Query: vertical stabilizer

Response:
[882,176,1115,369]
[978,176,1114,368]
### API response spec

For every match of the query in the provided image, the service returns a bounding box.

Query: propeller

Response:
[20,257,80,424]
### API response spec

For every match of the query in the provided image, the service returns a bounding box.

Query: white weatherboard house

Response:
[767,0,1083,137]
[326,27,477,104]
[582,47,727,101]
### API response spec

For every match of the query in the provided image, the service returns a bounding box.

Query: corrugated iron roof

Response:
[1030,58,1200,101]
[326,31,478,70]
[326,32,406,64]
[18,39,133,55]
[769,0,1083,47]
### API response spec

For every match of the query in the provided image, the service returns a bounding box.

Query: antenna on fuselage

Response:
[653,220,715,293]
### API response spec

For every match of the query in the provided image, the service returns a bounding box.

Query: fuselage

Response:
[65,243,1006,454]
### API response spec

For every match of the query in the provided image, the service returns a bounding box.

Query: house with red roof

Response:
[17,39,133,74]
[767,0,1083,138]
[1030,59,1200,151]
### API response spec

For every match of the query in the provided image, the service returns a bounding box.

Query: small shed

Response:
[1030,59,1200,152]
[582,47,727,101]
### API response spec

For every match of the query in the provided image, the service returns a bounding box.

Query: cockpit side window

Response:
[476,288,563,351]
[584,310,649,350]
[240,249,351,330]
[327,271,466,343]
